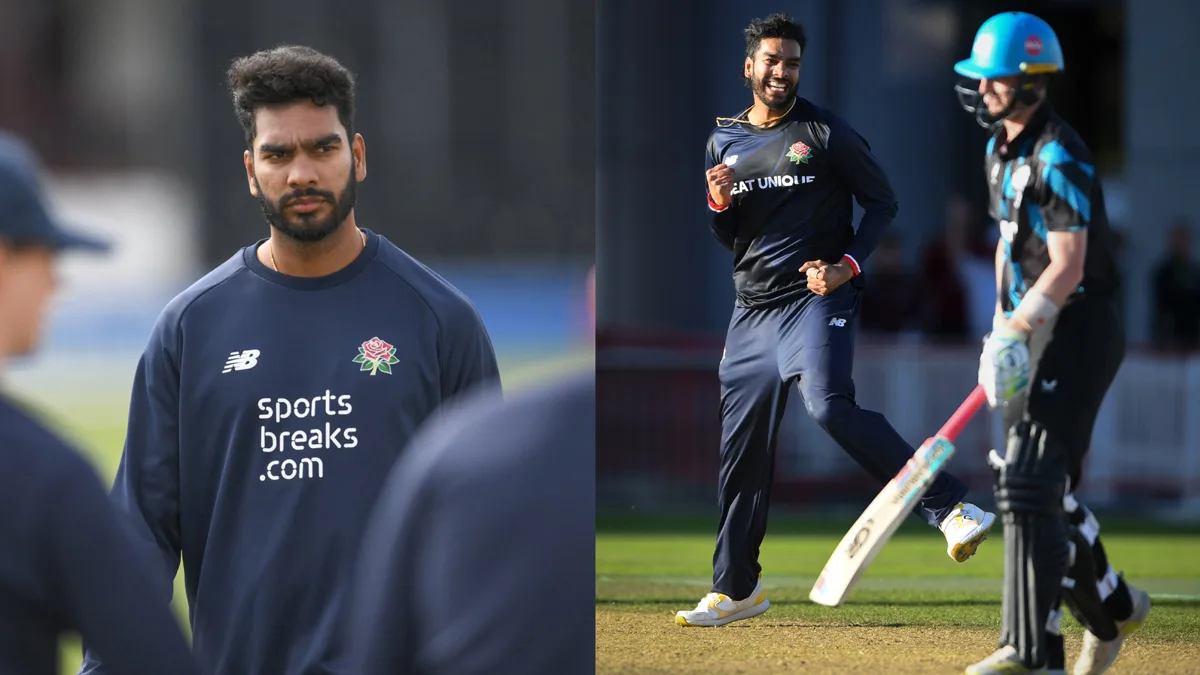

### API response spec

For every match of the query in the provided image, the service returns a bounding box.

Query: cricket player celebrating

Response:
[953,12,1150,675]
[80,46,500,675]
[675,13,996,628]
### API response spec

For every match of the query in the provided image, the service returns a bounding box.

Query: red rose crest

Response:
[353,336,400,376]
[786,141,813,165]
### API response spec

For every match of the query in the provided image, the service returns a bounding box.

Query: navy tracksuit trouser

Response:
[712,282,969,599]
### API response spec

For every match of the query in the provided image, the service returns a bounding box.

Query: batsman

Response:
[954,12,1151,675]
[675,13,997,629]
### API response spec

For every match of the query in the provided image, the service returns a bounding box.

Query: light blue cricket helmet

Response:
[953,12,1063,128]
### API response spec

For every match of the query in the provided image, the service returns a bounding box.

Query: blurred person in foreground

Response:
[80,45,500,675]
[348,266,596,675]
[0,132,199,675]
[953,12,1149,675]
[675,12,996,629]
[1150,218,1200,349]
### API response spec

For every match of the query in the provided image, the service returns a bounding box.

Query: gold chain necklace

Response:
[715,95,798,129]
[269,228,366,273]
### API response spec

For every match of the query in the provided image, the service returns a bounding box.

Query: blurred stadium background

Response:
[0,0,592,671]
[598,0,1200,522]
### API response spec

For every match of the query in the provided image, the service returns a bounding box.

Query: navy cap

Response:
[0,131,110,253]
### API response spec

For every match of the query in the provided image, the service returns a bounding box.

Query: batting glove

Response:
[978,327,1031,409]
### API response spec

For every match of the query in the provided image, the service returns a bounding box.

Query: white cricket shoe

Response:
[674,576,769,627]
[965,645,1065,674]
[1072,583,1151,675]
[940,502,997,562]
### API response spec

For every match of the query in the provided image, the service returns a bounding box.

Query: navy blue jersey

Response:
[705,98,899,308]
[984,103,1120,314]
[348,369,595,675]
[0,396,198,675]
[79,228,500,675]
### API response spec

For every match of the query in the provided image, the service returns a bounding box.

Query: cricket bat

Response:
[808,384,988,607]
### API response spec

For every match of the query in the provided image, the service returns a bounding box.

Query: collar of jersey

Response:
[728,97,808,136]
[243,227,381,291]
[993,102,1053,160]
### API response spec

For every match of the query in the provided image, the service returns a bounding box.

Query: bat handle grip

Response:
[936,385,987,442]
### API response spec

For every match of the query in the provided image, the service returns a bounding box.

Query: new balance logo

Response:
[1040,379,1057,393]
[223,349,261,373]
[829,318,847,327]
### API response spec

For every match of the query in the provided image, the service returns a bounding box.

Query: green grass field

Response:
[596,515,1200,674]
[4,347,592,675]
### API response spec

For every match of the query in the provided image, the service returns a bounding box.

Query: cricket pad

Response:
[995,420,1069,669]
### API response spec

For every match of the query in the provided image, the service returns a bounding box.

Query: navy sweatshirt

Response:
[705,98,900,308]
[348,368,594,675]
[0,396,198,675]
[79,228,501,675]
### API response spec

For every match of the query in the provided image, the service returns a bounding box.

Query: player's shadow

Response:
[757,621,912,628]
[596,598,998,607]
[772,599,998,608]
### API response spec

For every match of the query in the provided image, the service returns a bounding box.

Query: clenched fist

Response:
[706,163,735,208]
[799,260,852,296]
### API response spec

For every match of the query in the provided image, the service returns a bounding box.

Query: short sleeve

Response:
[1035,140,1095,232]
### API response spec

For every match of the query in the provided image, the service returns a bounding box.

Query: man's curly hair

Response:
[227,45,357,147]
[744,13,807,60]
